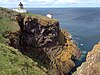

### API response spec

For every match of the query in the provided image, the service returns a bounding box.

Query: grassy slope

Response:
[0,7,19,43]
[0,43,46,75]
[0,18,19,43]
[0,7,47,75]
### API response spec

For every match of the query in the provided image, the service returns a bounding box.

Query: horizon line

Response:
[1,6,100,9]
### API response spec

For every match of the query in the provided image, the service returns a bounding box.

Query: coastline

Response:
[2,6,99,74]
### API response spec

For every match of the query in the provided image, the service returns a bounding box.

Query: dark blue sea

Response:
[27,8,100,74]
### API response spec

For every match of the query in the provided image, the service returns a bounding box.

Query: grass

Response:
[21,12,58,25]
[0,7,19,43]
[0,43,46,75]
[0,7,58,43]
[0,18,19,43]
[0,7,48,75]
[0,18,19,32]
[0,7,59,75]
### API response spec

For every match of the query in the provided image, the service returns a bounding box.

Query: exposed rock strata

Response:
[4,14,81,75]
[73,43,100,75]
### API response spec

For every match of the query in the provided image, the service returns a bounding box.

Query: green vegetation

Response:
[0,7,19,43]
[22,12,57,21]
[0,43,46,75]
[0,7,57,43]
[0,18,18,32]
[0,7,47,75]
[0,17,19,43]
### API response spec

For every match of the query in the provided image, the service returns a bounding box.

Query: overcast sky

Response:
[0,0,100,8]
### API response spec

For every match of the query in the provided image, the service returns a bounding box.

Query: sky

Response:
[0,0,100,8]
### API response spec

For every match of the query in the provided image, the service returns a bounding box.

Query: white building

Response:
[46,14,53,18]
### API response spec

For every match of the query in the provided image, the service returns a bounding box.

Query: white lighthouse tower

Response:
[13,2,27,13]
[19,2,24,9]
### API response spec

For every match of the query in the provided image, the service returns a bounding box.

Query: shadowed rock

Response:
[4,14,81,75]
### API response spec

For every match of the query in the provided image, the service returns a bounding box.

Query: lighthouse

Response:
[19,2,23,9]
[12,2,27,13]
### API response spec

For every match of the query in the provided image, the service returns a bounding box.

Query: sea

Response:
[27,8,100,74]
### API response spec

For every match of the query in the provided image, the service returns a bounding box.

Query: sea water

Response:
[27,8,100,73]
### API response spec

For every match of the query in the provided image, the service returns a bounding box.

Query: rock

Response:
[4,14,81,75]
[73,43,100,75]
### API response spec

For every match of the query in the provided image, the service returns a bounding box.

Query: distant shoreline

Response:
[9,7,100,9]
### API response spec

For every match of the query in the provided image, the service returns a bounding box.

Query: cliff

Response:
[73,42,100,75]
[0,7,81,75]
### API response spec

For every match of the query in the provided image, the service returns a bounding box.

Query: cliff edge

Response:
[0,7,81,75]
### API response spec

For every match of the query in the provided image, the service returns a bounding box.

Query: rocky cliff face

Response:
[73,43,100,75]
[3,13,81,75]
